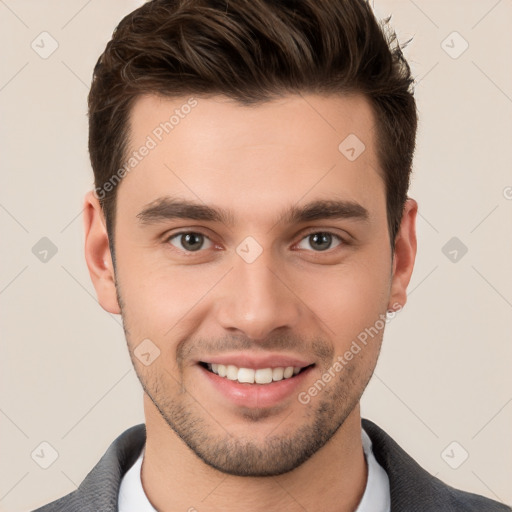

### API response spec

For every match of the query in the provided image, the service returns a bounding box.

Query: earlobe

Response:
[83,190,121,314]
[388,198,418,311]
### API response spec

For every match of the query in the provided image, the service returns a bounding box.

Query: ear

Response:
[83,190,121,314]
[388,198,418,311]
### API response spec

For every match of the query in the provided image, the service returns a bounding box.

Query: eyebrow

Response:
[136,196,369,227]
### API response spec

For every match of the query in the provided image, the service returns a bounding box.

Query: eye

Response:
[296,232,343,252]
[167,231,213,252]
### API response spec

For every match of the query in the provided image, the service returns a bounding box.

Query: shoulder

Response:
[362,418,511,512]
[30,424,146,512]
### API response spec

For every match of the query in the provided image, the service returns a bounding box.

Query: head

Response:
[85,0,418,476]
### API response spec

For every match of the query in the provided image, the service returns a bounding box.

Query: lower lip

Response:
[199,365,314,409]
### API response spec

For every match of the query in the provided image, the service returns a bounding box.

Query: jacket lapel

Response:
[362,418,510,511]
[43,424,147,512]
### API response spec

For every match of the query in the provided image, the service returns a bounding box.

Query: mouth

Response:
[199,361,315,385]
[197,357,316,409]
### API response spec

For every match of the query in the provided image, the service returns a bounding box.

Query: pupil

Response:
[311,233,331,251]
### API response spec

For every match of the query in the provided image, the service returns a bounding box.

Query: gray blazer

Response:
[32,419,511,511]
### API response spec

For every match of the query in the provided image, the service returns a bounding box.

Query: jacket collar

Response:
[362,418,509,511]
[60,420,508,512]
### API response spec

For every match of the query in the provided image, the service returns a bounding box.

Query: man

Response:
[33,0,510,510]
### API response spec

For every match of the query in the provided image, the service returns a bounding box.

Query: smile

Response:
[201,362,312,384]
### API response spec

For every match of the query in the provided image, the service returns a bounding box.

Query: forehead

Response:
[128,92,377,154]
[119,93,384,225]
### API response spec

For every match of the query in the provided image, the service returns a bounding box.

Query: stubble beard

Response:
[116,285,380,477]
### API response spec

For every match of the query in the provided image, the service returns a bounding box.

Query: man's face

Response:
[99,93,409,476]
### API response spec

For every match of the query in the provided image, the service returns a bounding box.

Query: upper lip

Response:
[198,353,314,370]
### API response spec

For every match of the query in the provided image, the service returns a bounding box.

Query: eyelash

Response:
[164,229,348,255]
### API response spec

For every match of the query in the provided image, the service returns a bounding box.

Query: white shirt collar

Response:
[118,427,390,512]
[357,427,391,511]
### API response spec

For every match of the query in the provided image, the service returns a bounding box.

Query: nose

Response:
[214,248,302,341]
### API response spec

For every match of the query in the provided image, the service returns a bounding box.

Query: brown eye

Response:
[168,232,213,252]
[297,232,343,252]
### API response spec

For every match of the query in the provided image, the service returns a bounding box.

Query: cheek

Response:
[115,247,224,339]
[303,252,391,344]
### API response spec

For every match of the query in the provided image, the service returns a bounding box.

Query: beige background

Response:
[1,0,511,510]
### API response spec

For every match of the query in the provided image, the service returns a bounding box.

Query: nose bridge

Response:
[215,244,301,340]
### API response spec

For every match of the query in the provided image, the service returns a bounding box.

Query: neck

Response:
[141,395,367,512]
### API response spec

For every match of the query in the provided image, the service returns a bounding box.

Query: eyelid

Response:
[297,226,350,243]
[163,227,215,242]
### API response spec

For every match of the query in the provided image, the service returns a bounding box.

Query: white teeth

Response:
[217,364,227,377]
[272,367,284,381]
[206,363,304,384]
[238,368,255,383]
[255,368,273,384]
[283,367,294,379]
[226,365,238,380]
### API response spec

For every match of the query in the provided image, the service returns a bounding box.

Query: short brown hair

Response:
[88,0,417,255]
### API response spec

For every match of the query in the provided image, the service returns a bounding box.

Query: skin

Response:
[84,93,417,511]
